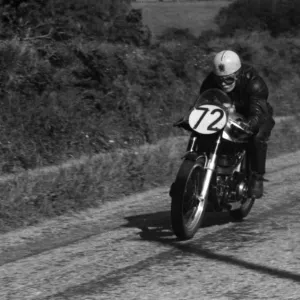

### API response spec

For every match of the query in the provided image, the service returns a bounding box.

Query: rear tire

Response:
[230,153,255,220]
[170,158,206,240]
[229,197,255,220]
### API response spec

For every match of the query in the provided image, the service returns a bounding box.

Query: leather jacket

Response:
[199,64,274,132]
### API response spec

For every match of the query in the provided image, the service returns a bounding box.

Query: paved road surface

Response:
[0,151,300,299]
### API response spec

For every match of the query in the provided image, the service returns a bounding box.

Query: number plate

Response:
[188,104,227,134]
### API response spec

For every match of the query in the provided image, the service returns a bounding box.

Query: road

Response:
[0,151,300,299]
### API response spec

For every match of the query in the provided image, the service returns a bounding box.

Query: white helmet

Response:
[213,50,241,76]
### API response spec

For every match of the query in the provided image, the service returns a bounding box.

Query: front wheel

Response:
[170,159,206,240]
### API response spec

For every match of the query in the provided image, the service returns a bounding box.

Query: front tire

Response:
[170,158,206,240]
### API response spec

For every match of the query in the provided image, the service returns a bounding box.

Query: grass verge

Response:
[0,118,299,233]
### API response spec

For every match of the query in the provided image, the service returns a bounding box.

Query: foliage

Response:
[0,0,157,173]
[157,28,197,42]
[0,0,299,175]
[0,0,130,40]
[215,0,300,37]
[108,9,152,46]
[0,33,200,174]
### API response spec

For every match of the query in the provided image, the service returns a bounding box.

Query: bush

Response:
[0,0,130,40]
[215,0,300,37]
[0,32,202,174]
[107,9,152,46]
[0,0,162,174]
[157,28,197,42]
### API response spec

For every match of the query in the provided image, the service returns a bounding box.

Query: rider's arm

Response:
[246,77,269,132]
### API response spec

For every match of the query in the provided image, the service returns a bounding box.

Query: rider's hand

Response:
[240,121,253,133]
[173,117,190,130]
[233,118,252,133]
[173,117,185,127]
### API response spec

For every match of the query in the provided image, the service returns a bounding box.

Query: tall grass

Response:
[0,135,187,232]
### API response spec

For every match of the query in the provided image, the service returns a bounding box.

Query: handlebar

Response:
[229,118,253,135]
[173,118,191,131]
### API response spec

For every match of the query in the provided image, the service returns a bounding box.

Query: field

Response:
[132,1,230,38]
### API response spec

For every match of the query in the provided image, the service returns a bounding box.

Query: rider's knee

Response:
[254,117,275,144]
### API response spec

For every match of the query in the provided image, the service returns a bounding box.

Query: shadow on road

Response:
[123,210,234,241]
[123,210,300,284]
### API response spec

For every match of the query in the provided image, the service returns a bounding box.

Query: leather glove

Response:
[173,117,190,130]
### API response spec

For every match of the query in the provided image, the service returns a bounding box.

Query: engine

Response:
[216,172,249,207]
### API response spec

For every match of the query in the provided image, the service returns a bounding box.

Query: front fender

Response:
[181,152,207,166]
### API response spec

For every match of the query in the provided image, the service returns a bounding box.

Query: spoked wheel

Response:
[170,159,207,240]
[182,167,205,231]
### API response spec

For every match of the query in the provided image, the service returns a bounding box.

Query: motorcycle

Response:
[170,88,256,240]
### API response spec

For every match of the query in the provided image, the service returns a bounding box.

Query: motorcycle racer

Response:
[199,50,275,199]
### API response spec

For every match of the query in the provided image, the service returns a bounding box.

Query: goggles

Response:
[214,74,237,85]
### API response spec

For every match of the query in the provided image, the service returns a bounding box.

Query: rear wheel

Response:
[229,153,255,220]
[229,196,255,220]
[170,158,206,240]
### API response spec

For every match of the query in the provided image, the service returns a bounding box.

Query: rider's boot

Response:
[250,140,268,199]
[251,172,264,199]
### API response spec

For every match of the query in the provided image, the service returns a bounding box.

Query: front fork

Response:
[194,134,222,219]
[199,134,221,200]
[186,134,221,199]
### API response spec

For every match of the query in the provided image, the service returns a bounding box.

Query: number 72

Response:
[193,107,226,132]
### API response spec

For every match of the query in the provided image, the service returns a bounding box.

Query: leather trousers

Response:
[249,115,276,175]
